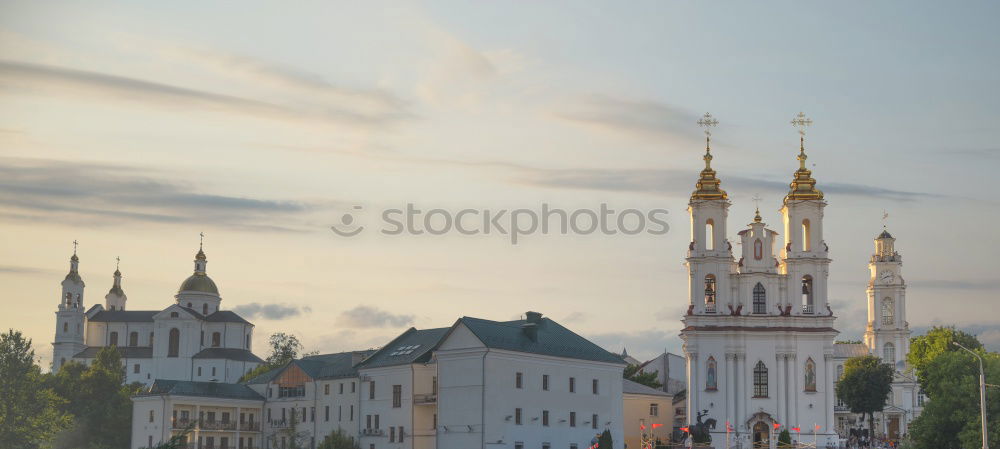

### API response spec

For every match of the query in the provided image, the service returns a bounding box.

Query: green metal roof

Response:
[244,350,376,385]
[457,316,626,364]
[357,327,450,369]
[141,379,264,400]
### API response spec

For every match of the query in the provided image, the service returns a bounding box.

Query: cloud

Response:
[0,157,317,231]
[587,328,684,363]
[554,94,700,142]
[0,60,412,127]
[232,303,311,320]
[337,306,415,328]
[0,265,47,275]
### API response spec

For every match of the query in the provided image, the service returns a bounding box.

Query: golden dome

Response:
[690,149,728,201]
[784,147,824,202]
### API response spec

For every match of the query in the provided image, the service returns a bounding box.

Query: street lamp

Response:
[952,341,989,449]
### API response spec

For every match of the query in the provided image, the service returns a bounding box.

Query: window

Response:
[366,415,371,429]
[801,275,814,313]
[170,312,179,318]
[149,410,154,422]
[399,426,404,443]
[649,403,659,416]
[754,238,763,260]
[706,357,717,390]
[592,379,599,394]
[882,297,894,326]
[369,381,375,399]
[570,411,576,427]
[374,414,379,429]
[515,443,524,449]
[211,367,216,377]
[149,332,154,347]
[350,405,354,421]
[212,332,221,347]
[200,331,204,346]
[325,384,330,395]
[338,406,342,421]
[339,383,344,394]
[352,382,356,393]
[884,343,896,365]
[134,364,140,374]
[197,367,202,376]
[918,391,925,406]
[753,361,768,398]
[592,414,598,429]
[148,436,152,447]
[542,374,549,391]
[168,328,180,357]
[837,364,844,380]
[704,274,717,312]
[245,334,250,349]
[753,283,767,314]
[542,410,549,426]
[325,406,329,422]
[109,331,119,346]
[802,219,811,251]
[569,377,576,393]
[129,332,138,347]
[310,407,315,422]
[202,303,208,315]
[515,372,523,389]
[705,219,715,250]
[392,385,402,408]
[390,426,395,442]
[515,408,522,425]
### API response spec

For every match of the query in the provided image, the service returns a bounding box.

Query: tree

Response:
[907,326,982,389]
[598,428,613,449]
[835,355,893,437]
[239,332,307,382]
[317,429,360,449]
[0,329,71,447]
[778,428,792,447]
[907,349,999,449]
[623,364,663,389]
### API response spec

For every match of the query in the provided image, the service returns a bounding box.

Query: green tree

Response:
[598,428,613,448]
[317,429,360,449]
[907,326,982,389]
[0,329,71,447]
[835,355,893,437]
[907,349,999,449]
[623,364,663,389]
[239,332,307,382]
[778,428,792,447]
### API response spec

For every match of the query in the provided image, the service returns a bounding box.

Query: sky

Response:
[1,1,998,368]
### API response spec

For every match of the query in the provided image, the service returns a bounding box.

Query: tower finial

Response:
[791,111,813,168]
[73,240,78,256]
[691,113,727,201]
[752,194,763,223]
[882,210,889,229]
[199,232,204,251]
[784,112,823,203]
[698,112,719,157]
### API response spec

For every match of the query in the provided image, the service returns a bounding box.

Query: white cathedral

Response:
[52,244,263,385]
[679,115,921,447]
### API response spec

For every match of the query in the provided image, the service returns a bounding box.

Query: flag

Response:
[773,422,781,430]
[815,424,822,431]
[792,427,800,433]
[640,424,646,431]
[726,421,733,432]
[652,423,663,429]
[680,426,689,433]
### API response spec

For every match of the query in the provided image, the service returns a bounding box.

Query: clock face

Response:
[880,272,895,283]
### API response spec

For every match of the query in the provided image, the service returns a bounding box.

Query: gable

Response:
[275,363,313,387]
[437,322,486,351]
[153,304,201,321]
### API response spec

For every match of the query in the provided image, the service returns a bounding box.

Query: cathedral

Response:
[679,114,921,447]
[51,242,263,385]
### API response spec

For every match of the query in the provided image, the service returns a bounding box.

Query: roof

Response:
[878,229,893,239]
[88,310,157,322]
[834,343,869,358]
[244,350,377,385]
[73,346,153,359]
[193,348,264,363]
[179,273,219,294]
[244,365,283,385]
[623,379,671,397]
[205,310,251,325]
[456,316,626,364]
[358,327,450,369]
[141,379,263,401]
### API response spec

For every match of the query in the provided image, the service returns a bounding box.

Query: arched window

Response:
[706,357,718,390]
[882,297,894,326]
[753,361,768,398]
[63,322,68,333]
[754,239,763,260]
[109,332,119,346]
[884,343,896,365]
[202,304,208,315]
[705,219,715,250]
[801,275,814,313]
[801,219,811,251]
[212,332,221,347]
[129,332,138,347]
[170,312,179,318]
[753,283,767,314]
[168,328,180,357]
[704,274,717,312]
[804,357,817,392]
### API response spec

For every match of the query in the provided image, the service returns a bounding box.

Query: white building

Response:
[636,351,686,395]
[52,244,262,385]
[679,135,839,448]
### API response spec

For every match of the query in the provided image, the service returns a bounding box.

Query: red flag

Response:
[640,424,646,431]
[773,422,781,430]
[726,421,733,432]
[815,424,822,431]
[680,426,689,433]
[792,427,800,433]
[652,423,663,429]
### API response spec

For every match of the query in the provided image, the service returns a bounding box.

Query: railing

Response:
[269,419,290,429]
[239,421,260,431]
[705,304,716,313]
[802,304,814,314]
[200,420,237,431]
[413,393,437,404]
[361,428,384,436]
[173,418,196,429]
[834,405,849,412]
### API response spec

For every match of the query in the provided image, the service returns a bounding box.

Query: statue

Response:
[688,410,716,444]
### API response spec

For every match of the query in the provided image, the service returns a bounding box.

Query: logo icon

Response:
[330,205,364,237]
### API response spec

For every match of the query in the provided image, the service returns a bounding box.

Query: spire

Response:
[193,233,207,274]
[784,112,824,202]
[691,112,728,201]
[65,240,82,283]
[109,257,124,295]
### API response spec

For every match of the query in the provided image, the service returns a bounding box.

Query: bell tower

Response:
[864,228,909,368]
[104,257,127,311]
[686,113,735,315]
[53,241,86,372]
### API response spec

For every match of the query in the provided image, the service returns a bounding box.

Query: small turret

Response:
[105,257,127,311]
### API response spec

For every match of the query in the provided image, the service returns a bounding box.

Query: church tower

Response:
[175,236,221,315]
[686,113,734,315]
[780,112,831,316]
[104,258,127,311]
[53,243,86,372]
[864,229,909,368]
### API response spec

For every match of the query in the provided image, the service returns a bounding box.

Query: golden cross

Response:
[199,232,205,250]
[697,112,719,151]
[752,194,762,211]
[791,112,813,150]
[72,239,78,255]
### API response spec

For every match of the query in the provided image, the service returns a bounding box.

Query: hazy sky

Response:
[2,1,998,367]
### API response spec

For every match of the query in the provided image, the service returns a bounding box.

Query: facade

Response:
[622,379,673,449]
[832,231,924,440]
[52,244,262,385]
[679,133,840,448]
[636,351,686,395]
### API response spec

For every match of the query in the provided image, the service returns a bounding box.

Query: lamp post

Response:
[953,341,989,449]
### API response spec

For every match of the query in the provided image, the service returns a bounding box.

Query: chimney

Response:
[525,311,542,324]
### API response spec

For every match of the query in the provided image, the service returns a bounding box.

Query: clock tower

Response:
[864,229,909,369]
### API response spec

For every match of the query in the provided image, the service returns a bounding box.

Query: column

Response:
[195,404,201,449]
[791,354,800,429]
[825,354,835,436]
[742,354,750,428]
[236,405,241,449]
[688,353,698,425]
[775,354,784,423]
[725,354,734,428]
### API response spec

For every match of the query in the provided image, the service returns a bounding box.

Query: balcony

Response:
[413,393,437,405]
[173,418,196,430]
[802,304,814,314]
[200,420,237,431]
[269,419,290,429]
[834,405,849,412]
[239,421,260,432]
[704,304,716,313]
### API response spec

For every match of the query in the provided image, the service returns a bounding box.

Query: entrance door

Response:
[888,416,900,440]
[754,421,770,448]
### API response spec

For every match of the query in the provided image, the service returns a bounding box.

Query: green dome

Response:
[179,273,219,294]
